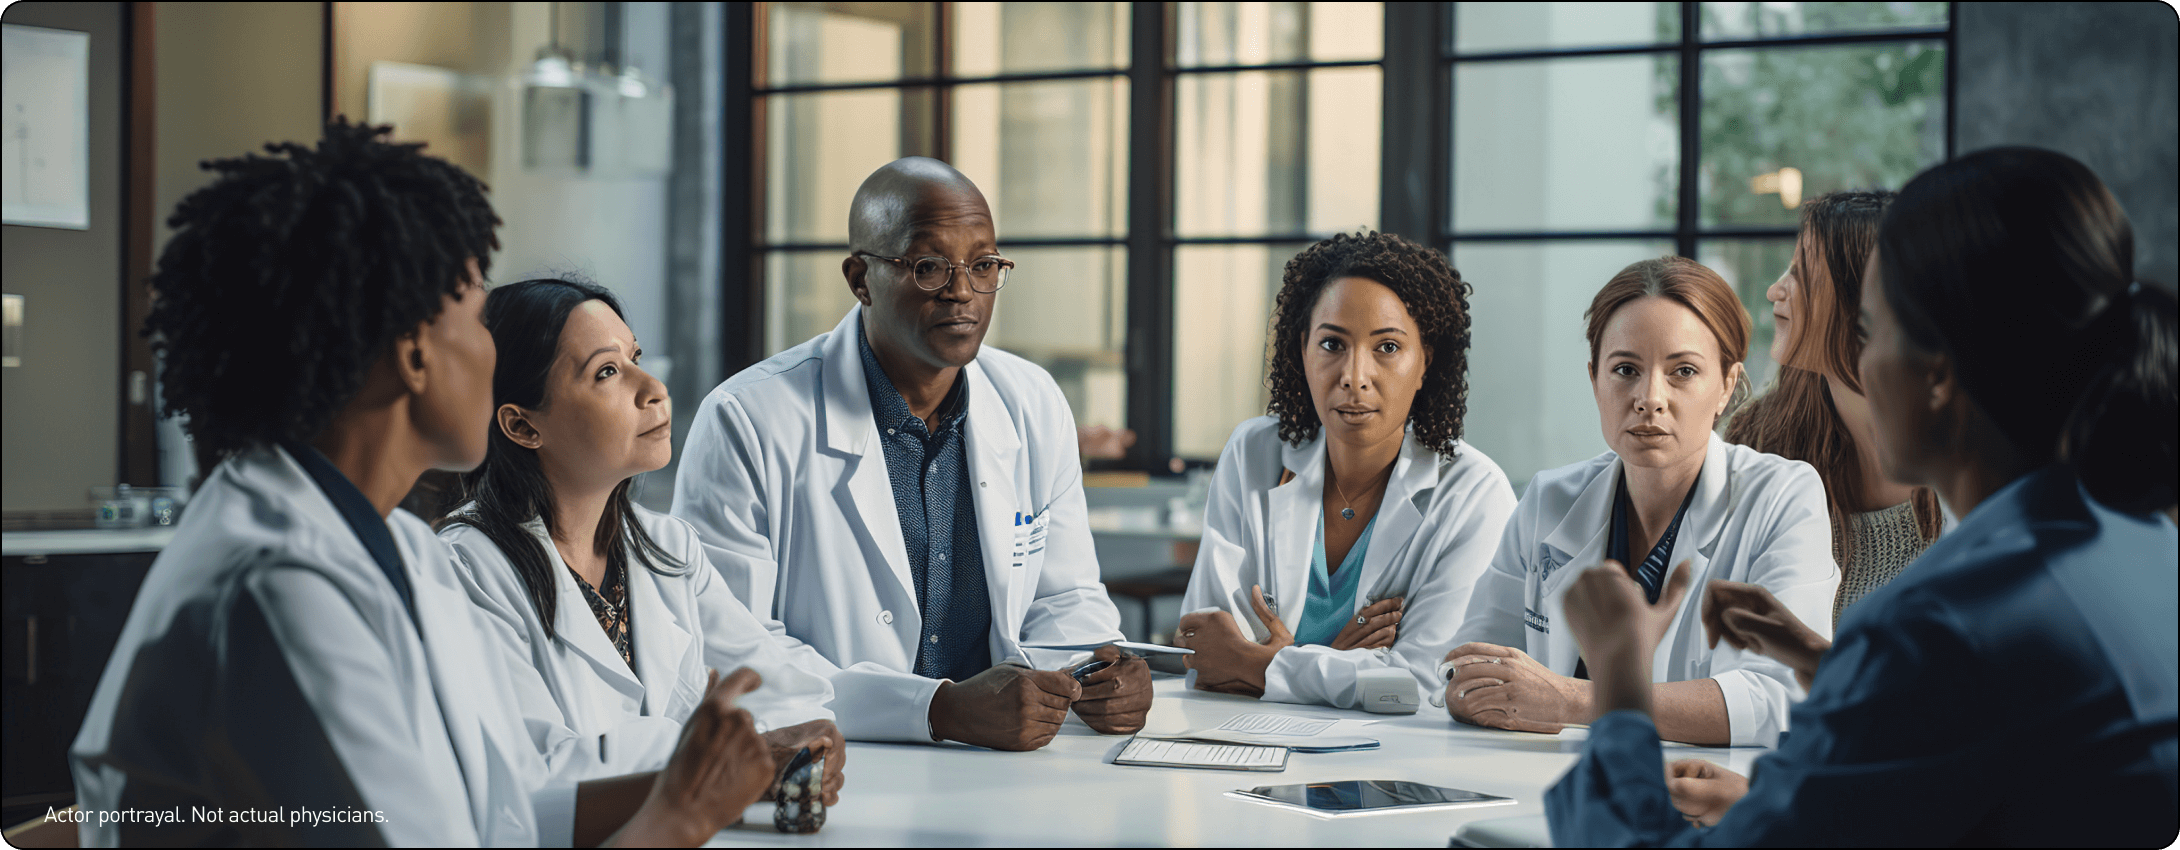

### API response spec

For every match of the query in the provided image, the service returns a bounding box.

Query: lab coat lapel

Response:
[1536,456,1618,670]
[1673,434,1734,565]
[1654,434,1731,676]
[1265,435,1323,634]
[1354,434,1435,607]
[525,521,647,697]
[399,530,497,830]
[1542,454,1621,576]
[625,562,692,716]
[963,362,1027,652]
[820,306,918,611]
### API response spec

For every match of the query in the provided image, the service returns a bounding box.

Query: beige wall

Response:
[0,1,322,511]
[151,2,324,264]
[333,1,675,378]
[0,2,124,511]
[332,1,509,118]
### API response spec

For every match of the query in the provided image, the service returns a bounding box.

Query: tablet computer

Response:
[1226,780,1515,817]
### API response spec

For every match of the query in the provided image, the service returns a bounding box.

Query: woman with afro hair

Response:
[70,120,777,847]
[1173,232,1518,710]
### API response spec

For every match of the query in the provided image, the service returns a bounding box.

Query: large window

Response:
[754,3,1132,435]
[1448,1,1950,485]
[1170,2,1383,458]
[733,2,1952,482]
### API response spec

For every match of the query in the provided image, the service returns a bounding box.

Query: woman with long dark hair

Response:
[1550,147,2177,845]
[439,277,846,807]
[1725,191,1945,627]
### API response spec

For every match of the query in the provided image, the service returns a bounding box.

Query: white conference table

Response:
[710,676,1766,847]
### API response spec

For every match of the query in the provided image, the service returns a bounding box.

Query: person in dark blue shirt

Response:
[1546,146,2178,846]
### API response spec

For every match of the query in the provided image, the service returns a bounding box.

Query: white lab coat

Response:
[1451,433,1838,747]
[1178,416,1518,709]
[439,505,836,777]
[69,445,576,846]
[671,305,1127,742]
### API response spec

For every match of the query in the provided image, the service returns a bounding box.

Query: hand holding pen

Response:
[927,655,1082,752]
[1068,645,1153,735]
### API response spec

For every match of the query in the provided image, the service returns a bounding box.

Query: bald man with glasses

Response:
[673,157,1152,751]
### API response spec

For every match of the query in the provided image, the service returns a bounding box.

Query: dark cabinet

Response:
[2,552,156,825]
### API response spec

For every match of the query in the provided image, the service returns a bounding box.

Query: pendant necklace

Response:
[1330,462,1392,521]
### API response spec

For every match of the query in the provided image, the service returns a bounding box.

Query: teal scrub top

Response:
[1295,512,1375,647]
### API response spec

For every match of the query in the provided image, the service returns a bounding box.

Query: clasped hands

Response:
[928,644,1152,751]
[1174,585,1404,697]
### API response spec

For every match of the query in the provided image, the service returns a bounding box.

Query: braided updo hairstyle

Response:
[145,118,501,458]
[1265,232,1473,457]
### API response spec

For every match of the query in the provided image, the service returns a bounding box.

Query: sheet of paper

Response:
[1116,738,1286,771]
[1216,713,1339,736]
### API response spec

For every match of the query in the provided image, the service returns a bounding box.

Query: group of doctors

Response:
[65,117,2175,847]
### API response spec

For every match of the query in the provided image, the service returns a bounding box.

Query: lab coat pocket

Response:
[664,670,704,723]
[1009,511,1050,573]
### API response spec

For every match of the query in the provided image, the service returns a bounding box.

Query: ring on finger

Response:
[1356,615,1368,625]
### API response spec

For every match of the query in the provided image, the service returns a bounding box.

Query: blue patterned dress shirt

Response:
[859,323,994,682]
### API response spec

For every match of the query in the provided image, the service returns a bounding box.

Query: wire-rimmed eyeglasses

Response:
[854,251,1014,294]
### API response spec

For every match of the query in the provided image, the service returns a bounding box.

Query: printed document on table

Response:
[1114,737,1288,772]
[1170,713,1380,751]
[1217,713,1340,736]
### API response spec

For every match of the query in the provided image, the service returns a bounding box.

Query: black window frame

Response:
[1437,2,1954,257]
[721,1,1958,472]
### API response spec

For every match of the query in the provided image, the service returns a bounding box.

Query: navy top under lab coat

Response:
[1547,465,2178,846]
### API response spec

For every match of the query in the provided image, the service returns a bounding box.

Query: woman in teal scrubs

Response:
[1174,232,1518,709]
[1548,147,2178,846]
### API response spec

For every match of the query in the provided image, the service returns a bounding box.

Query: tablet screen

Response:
[1234,780,1510,814]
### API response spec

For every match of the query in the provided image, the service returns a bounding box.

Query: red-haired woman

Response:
[1726,191,1944,630]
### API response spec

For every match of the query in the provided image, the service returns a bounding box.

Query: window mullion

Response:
[1381,1,1446,244]
[1677,1,1702,260]
[1123,0,1174,471]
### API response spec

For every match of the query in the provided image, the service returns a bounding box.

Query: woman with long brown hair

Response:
[1549,146,2176,846]
[1444,256,1837,748]
[1725,191,1944,628]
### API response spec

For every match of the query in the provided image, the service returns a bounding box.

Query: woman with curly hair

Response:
[1442,256,1837,748]
[70,120,776,846]
[1172,232,1519,710]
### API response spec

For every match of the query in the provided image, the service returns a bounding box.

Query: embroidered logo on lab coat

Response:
[1535,544,1563,584]
[1009,510,1048,568]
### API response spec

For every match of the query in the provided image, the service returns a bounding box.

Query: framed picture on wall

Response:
[1,23,91,230]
